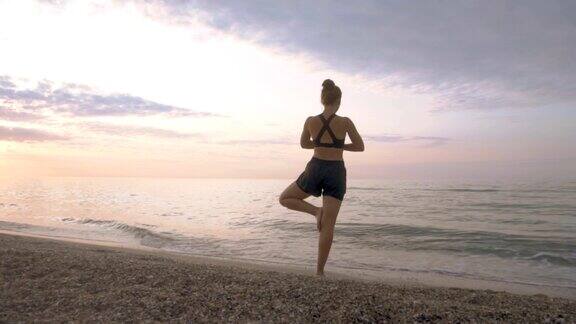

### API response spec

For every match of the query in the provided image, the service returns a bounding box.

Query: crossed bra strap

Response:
[313,114,345,148]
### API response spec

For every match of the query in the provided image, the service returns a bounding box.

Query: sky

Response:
[0,0,575,180]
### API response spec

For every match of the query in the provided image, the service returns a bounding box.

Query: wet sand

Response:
[1,232,575,323]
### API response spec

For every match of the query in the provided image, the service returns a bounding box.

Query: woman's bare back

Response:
[306,114,348,161]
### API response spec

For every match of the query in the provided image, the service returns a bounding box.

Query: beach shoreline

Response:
[1,231,575,322]
[1,228,575,300]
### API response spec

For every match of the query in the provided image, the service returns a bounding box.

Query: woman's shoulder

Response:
[305,115,317,123]
[306,114,351,124]
[335,115,352,124]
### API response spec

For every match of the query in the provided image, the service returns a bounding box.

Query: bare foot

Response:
[315,207,323,231]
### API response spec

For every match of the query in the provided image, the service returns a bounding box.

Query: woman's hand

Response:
[300,117,314,149]
[343,117,364,152]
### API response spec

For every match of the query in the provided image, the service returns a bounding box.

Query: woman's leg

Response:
[279,182,323,230]
[316,195,342,276]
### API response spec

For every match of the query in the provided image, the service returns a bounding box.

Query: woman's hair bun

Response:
[320,79,342,105]
[322,79,336,89]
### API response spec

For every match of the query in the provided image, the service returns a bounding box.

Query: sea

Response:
[1,177,575,292]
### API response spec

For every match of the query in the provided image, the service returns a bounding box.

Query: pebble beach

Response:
[1,233,575,323]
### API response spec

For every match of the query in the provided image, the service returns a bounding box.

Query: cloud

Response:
[0,76,219,118]
[149,0,576,111]
[0,108,44,121]
[217,138,296,145]
[0,76,16,89]
[80,122,201,139]
[0,125,68,142]
[365,135,449,147]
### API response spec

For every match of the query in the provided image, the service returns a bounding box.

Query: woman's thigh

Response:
[321,195,342,228]
[280,182,311,200]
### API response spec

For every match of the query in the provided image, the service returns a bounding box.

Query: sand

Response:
[1,233,575,323]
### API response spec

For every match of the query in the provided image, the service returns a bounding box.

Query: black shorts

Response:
[295,157,347,201]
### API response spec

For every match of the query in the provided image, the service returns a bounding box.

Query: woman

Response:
[279,79,365,276]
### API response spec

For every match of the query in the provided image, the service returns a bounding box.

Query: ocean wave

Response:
[0,202,19,207]
[423,188,501,193]
[259,220,576,267]
[467,202,575,210]
[349,187,503,193]
[347,187,390,191]
[497,218,548,225]
[525,252,576,267]
[229,217,313,233]
[60,217,176,248]
[342,186,576,195]
[49,217,576,268]
[0,220,31,230]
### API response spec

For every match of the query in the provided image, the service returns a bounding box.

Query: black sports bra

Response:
[313,114,345,149]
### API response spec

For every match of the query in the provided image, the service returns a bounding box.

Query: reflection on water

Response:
[0,177,575,289]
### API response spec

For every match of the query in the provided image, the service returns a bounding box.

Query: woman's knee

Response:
[279,194,290,207]
[321,210,339,228]
[321,217,337,230]
[319,226,335,239]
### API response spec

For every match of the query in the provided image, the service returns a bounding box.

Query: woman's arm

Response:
[343,117,365,152]
[300,117,314,149]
